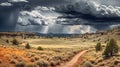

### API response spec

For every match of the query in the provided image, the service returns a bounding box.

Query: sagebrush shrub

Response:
[15,62,25,67]
[83,61,93,67]
[10,59,17,64]
[12,39,19,45]
[36,59,49,67]
[37,46,43,50]
[25,63,37,67]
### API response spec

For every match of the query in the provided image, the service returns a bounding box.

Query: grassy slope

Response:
[80,27,120,67]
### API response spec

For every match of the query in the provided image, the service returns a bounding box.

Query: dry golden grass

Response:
[80,46,120,67]
[23,38,95,49]
[0,44,83,67]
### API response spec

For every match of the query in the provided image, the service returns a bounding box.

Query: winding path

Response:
[60,50,87,67]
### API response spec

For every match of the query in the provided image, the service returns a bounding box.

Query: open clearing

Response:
[24,38,95,48]
[0,37,95,67]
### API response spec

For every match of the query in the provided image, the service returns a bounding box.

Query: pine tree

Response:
[25,43,31,49]
[103,39,119,57]
[95,42,102,52]
[6,39,9,43]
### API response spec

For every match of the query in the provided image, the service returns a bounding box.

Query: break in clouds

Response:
[0,0,120,34]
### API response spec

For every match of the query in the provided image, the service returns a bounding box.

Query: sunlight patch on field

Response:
[24,38,96,48]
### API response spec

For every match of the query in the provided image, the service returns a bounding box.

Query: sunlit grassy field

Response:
[23,38,96,48]
[0,37,92,67]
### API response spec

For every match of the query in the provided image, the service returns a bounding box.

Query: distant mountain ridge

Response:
[35,32,81,38]
[0,26,119,38]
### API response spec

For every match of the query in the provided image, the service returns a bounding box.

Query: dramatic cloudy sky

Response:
[0,0,120,34]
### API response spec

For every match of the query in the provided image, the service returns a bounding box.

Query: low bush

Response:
[26,53,35,58]
[41,54,49,60]
[34,56,39,61]
[10,59,17,64]
[50,61,56,66]
[12,39,19,45]
[12,55,18,59]
[15,62,25,67]
[83,61,93,67]
[37,46,43,50]
[36,59,49,67]
[51,55,63,61]
[96,57,103,63]
[30,57,35,62]
[25,63,37,67]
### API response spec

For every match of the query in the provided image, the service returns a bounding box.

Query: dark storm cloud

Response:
[0,5,19,31]
[56,12,120,31]
[0,0,33,31]
[28,0,69,6]
[0,0,120,33]
[56,12,120,25]
[55,0,120,18]
[54,0,120,30]
[0,0,29,30]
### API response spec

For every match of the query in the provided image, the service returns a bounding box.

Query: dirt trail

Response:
[60,50,87,67]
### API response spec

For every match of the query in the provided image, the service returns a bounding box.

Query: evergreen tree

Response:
[25,43,31,49]
[6,39,9,43]
[103,39,119,57]
[95,42,102,52]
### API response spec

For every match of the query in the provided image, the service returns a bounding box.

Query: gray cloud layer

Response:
[0,0,120,33]
[55,0,120,18]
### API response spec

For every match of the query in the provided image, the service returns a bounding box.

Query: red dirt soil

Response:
[60,50,87,67]
[0,46,87,67]
[0,46,25,67]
